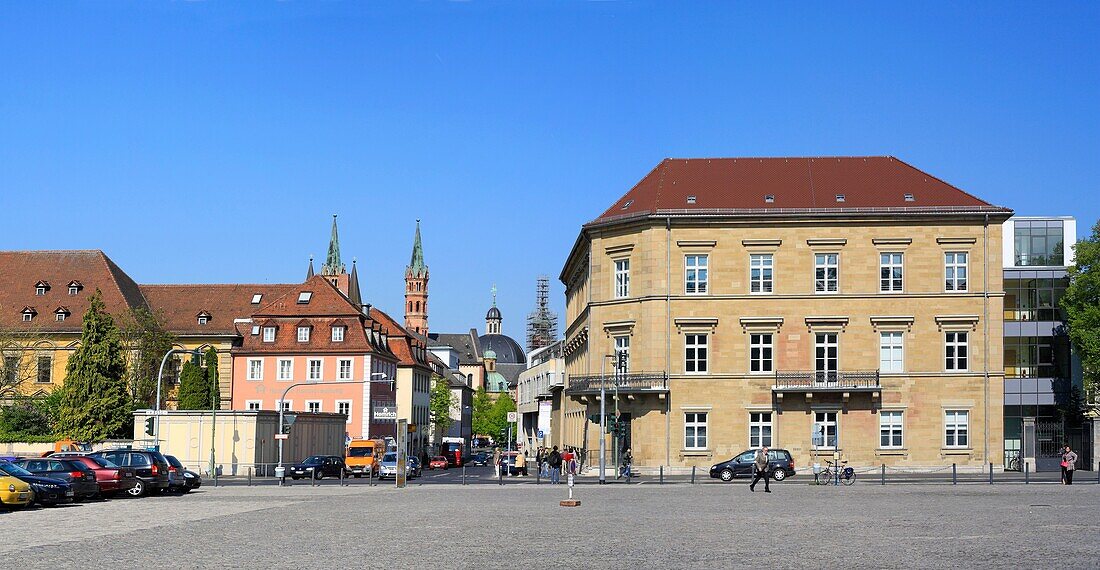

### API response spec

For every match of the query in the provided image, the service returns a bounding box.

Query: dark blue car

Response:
[0,462,75,506]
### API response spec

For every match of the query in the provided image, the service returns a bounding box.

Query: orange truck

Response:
[345,439,385,477]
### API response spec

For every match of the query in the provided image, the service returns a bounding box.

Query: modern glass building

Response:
[1001,216,1081,466]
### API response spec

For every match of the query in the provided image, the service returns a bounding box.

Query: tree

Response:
[0,328,51,396]
[55,290,132,441]
[471,384,494,437]
[204,347,220,411]
[1061,219,1100,403]
[428,374,454,445]
[118,307,175,409]
[175,353,205,410]
[488,391,517,443]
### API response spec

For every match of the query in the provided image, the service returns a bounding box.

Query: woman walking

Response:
[1061,445,1078,485]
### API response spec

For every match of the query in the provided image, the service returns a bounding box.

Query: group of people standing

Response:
[534,446,579,484]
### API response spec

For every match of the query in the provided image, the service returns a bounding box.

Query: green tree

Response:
[471,384,494,436]
[55,290,132,440]
[119,307,175,409]
[429,374,454,444]
[175,353,205,410]
[1061,220,1100,401]
[487,391,517,442]
[203,347,220,410]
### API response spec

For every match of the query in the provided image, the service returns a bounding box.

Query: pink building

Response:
[231,275,398,440]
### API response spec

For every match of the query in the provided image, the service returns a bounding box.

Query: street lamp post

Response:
[599,354,616,484]
[154,348,201,450]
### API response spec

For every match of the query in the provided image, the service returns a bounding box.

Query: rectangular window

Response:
[685,255,708,295]
[613,336,630,375]
[749,412,772,448]
[879,411,903,448]
[262,327,276,342]
[3,356,18,385]
[814,253,839,293]
[879,332,904,373]
[331,326,345,342]
[1014,220,1065,267]
[814,333,838,379]
[56,313,66,322]
[277,359,293,381]
[69,286,79,295]
[276,399,292,412]
[336,400,352,423]
[946,332,969,371]
[812,411,838,448]
[749,333,773,373]
[614,259,630,298]
[306,400,322,413]
[247,359,263,381]
[338,359,353,380]
[251,293,263,304]
[880,252,903,292]
[684,412,708,449]
[308,359,323,382]
[297,326,311,342]
[245,400,261,411]
[749,254,773,294]
[37,356,52,383]
[945,252,968,292]
[685,334,708,374]
[945,410,969,447]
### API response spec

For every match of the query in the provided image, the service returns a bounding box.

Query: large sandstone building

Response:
[559,157,1012,470]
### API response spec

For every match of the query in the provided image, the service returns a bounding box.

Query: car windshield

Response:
[0,463,34,477]
[347,448,374,457]
[165,456,184,468]
[382,453,397,463]
[84,455,116,468]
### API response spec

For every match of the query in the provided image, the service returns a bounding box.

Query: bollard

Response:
[498,464,504,486]
[340,467,345,487]
[988,462,993,485]
[660,465,664,485]
[248,467,252,487]
[691,465,696,484]
[1024,461,1029,484]
[536,466,540,485]
[213,467,218,487]
[462,465,467,486]
[369,466,374,487]
[952,463,957,485]
[881,464,885,486]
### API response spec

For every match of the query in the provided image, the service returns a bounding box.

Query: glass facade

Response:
[1013,219,1064,267]
[1004,273,1066,322]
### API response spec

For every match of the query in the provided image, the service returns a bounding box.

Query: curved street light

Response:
[153,348,202,449]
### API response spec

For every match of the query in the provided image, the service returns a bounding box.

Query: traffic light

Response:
[144,417,155,437]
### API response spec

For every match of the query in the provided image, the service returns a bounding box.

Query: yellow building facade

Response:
[559,157,1013,471]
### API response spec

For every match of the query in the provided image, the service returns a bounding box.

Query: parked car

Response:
[407,455,422,478]
[164,455,199,493]
[0,462,73,506]
[0,473,34,509]
[468,452,489,466]
[377,452,413,479]
[709,449,796,482]
[90,449,171,496]
[289,455,346,480]
[12,458,100,500]
[52,453,138,497]
[428,456,449,470]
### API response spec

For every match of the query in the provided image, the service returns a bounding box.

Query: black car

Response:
[468,452,490,466]
[289,455,346,480]
[91,449,171,496]
[12,457,100,500]
[710,449,796,482]
[0,462,75,506]
[164,455,196,493]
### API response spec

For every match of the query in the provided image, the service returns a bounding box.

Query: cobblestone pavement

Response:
[3,481,1097,568]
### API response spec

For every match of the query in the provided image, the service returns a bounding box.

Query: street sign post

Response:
[274,433,288,440]
[507,411,517,423]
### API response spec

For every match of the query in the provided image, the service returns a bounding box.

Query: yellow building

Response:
[559,157,1012,471]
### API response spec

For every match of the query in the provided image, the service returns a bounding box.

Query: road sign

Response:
[507,411,518,423]
[537,429,545,439]
[275,433,288,440]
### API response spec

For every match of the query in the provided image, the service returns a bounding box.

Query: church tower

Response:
[485,284,502,335]
[404,220,429,336]
[314,214,362,306]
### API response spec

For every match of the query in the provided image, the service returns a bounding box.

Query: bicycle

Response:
[815,459,855,486]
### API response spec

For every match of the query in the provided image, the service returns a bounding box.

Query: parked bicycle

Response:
[815,459,855,486]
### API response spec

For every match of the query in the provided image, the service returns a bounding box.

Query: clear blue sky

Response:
[2,2,1097,339]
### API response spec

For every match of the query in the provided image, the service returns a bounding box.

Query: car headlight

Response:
[8,484,14,492]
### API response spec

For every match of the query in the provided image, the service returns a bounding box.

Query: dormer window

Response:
[55,307,71,322]
[904,193,915,202]
[35,281,50,296]
[21,307,37,322]
[251,293,263,304]
[68,281,83,295]
[764,195,775,203]
[262,326,276,342]
[297,292,312,304]
[332,326,346,342]
[835,194,845,202]
[197,311,211,326]
[686,195,697,204]
[297,326,311,342]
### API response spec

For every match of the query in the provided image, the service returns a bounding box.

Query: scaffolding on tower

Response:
[526,276,559,352]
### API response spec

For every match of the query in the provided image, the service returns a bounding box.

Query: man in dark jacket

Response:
[749,446,771,493]
[548,446,562,484]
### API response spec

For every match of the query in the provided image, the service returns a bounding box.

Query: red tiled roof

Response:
[592,157,1010,225]
[0,250,148,333]
[140,283,298,336]
[369,307,428,369]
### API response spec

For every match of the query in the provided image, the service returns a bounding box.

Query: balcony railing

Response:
[566,372,669,395]
[773,370,880,391]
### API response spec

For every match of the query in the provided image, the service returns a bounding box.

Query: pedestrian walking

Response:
[1061,445,1078,485]
[492,447,502,477]
[548,446,562,484]
[537,447,548,478]
[620,447,634,480]
[515,448,528,476]
[749,446,771,493]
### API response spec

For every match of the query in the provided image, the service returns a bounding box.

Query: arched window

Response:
[415,301,421,312]
[408,301,413,312]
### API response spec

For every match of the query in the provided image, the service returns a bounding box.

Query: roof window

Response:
[35,281,50,296]
[197,311,211,326]
[21,307,37,322]
[251,293,263,304]
[835,194,845,202]
[764,195,775,203]
[297,292,313,304]
[621,199,634,210]
[904,193,915,202]
[68,281,83,295]
[251,325,261,336]
[55,307,71,322]
[686,195,697,204]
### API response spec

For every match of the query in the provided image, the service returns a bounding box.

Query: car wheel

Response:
[720,468,734,482]
[314,471,323,480]
[772,469,787,481]
[128,480,145,497]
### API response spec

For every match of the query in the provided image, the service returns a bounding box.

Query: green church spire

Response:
[321,214,345,275]
[407,219,428,278]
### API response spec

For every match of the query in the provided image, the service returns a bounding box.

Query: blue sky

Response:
[2,1,1097,340]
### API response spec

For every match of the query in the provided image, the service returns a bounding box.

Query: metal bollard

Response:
[988,462,993,485]
[536,466,540,485]
[248,467,252,487]
[1024,461,1029,484]
[462,465,467,486]
[691,465,696,484]
[881,464,885,486]
[660,465,664,485]
[340,467,345,487]
[952,463,957,485]
[213,467,218,487]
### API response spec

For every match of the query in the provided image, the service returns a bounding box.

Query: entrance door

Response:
[1035,420,1063,472]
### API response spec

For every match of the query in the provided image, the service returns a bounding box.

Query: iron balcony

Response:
[565,372,669,396]
[773,370,881,392]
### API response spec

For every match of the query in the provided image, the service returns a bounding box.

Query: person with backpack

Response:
[548,446,562,484]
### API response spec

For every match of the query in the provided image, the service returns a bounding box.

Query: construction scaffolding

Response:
[526,276,559,352]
